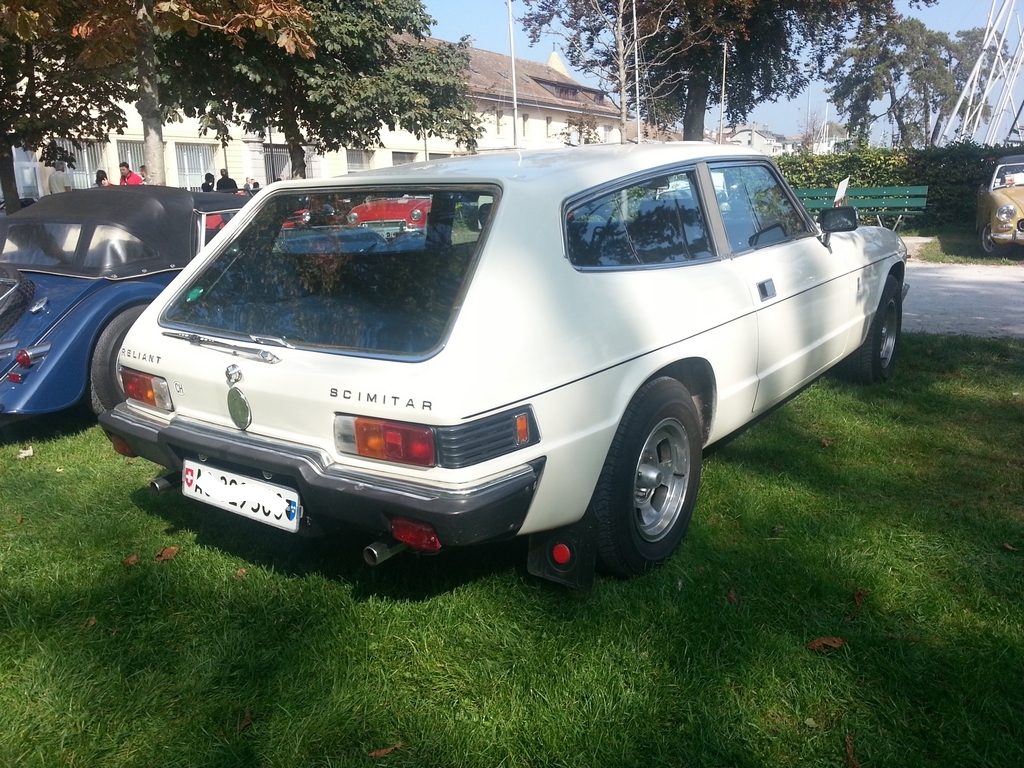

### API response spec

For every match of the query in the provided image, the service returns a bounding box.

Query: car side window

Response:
[566,170,713,268]
[709,163,809,254]
[84,225,159,270]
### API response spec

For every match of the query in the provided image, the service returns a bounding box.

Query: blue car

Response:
[0,186,243,420]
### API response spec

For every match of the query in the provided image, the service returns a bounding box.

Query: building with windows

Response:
[13,43,622,199]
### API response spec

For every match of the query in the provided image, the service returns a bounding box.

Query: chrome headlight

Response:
[996,204,1017,223]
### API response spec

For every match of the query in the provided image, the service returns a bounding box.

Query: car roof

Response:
[1,186,244,277]
[274,143,767,199]
[996,155,1024,165]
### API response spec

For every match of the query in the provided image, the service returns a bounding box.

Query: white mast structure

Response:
[938,0,1024,145]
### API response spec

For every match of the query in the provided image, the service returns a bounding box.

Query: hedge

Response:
[774,142,1020,229]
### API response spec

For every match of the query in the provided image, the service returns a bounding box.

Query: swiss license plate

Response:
[181,459,302,533]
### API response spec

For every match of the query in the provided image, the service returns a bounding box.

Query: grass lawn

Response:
[905,224,1024,266]
[2,334,1023,767]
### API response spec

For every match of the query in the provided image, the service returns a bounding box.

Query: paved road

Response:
[903,259,1024,338]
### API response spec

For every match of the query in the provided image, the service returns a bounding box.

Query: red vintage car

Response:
[346,196,432,240]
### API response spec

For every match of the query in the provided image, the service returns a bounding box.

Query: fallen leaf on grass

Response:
[368,743,403,758]
[18,446,33,459]
[726,590,738,604]
[235,568,248,579]
[16,516,23,525]
[820,437,834,448]
[846,733,861,768]
[844,589,869,622]
[155,546,179,562]
[82,617,96,630]
[121,553,140,567]
[1003,543,1018,552]
[238,707,252,731]
[806,636,846,652]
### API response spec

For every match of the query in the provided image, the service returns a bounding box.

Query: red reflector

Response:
[7,372,23,383]
[552,543,572,565]
[391,516,441,552]
[15,350,32,368]
[106,432,137,457]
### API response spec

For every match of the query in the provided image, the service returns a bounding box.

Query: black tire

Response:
[842,274,902,385]
[89,305,146,414]
[592,377,703,577]
[0,265,35,337]
[979,224,1005,256]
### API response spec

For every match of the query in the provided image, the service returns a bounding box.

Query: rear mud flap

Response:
[527,510,597,591]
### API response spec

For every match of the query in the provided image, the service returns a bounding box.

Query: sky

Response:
[423,0,1000,138]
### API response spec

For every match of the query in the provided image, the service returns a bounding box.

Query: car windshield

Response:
[993,164,1024,189]
[162,187,496,358]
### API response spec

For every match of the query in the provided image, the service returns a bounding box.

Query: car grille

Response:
[435,407,540,469]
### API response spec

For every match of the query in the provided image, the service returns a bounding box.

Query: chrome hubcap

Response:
[633,418,689,542]
[879,297,898,368]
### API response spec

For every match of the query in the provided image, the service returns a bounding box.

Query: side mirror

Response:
[818,206,859,233]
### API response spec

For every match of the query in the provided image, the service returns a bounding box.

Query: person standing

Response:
[216,168,238,192]
[47,161,72,194]
[119,162,143,185]
[139,165,148,184]
[95,169,111,187]
[201,172,215,192]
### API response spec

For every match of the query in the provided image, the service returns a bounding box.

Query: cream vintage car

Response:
[99,144,908,588]
[977,153,1024,254]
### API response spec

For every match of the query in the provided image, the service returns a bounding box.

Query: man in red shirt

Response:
[119,161,143,185]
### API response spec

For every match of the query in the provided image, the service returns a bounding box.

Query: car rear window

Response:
[1,222,82,267]
[162,187,496,358]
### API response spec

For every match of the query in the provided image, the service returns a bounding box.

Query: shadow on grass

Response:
[915,226,1024,264]
[130,484,531,602]
[0,401,96,447]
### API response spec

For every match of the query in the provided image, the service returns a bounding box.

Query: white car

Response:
[99,144,907,588]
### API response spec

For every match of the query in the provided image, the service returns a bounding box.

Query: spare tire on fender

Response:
[0,265,35,337]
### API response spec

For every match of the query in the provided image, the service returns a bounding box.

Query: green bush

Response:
[776,142,1021,228]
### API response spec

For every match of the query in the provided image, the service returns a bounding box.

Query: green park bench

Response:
[794,185,928,230]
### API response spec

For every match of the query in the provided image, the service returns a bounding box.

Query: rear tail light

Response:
[121,367,174,411]
[391,516,441,551]
[334,415,435,467]
[14,343,51,368]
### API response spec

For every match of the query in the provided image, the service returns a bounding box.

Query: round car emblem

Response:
[227,387,252,430]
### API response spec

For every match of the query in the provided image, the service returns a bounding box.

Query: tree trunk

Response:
[135,0,165,185]
[280,108,307,179]
[0,141,21,214]
[681,78,710,141]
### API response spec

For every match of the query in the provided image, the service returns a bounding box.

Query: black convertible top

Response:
[996,154,1024,165]
[0,186,244,278]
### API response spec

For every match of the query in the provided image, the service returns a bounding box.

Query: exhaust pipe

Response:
[150,472,182,495]
[363,539,409,566]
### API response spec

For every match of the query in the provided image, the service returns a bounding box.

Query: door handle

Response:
[757,279,776,301]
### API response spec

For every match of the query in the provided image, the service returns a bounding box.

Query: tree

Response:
[0,1,315,188]
[559,110,601,145]
[639,0,938,140]
[0,2,128,211]
[520,0,696,142]
[157,0,481,178]
[825,18,981,147]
